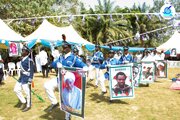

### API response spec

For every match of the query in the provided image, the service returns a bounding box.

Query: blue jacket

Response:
[100,58,119,69]
[52,52,86,68]
[100,57,119,80]
[91,51,104,68]
[119,54,133,64]
[19,57,34,84]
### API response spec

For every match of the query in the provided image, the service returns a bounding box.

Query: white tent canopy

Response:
[0,19,24,49]
[25,19,93,45]
[0,19,24,41]
[157,31,180,53]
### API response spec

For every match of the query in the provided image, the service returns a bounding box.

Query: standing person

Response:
[160,50,165,60]
[51,47,60,61]
[44,41,87,119]
[141,49,155,62]
[114,49,122,60]
[100,50,119,95]
[119,46,133,64]
[0,51,4,85]
[136,51,142,63]
[13,46,34,112]
[39,47,49,78]
[89,45,104,88]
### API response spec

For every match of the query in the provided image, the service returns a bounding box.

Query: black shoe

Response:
[20,103,26,110]
[46,103,59,112]
[22,107,31,112]
[101,91,107,96]
[14,100,22,108]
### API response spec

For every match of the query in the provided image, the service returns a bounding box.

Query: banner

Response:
[155,60,167,78]
[109,65,134,100]
[58,67,86,119]
[140,62,155,84]
[133,63,142,87]
[170,48,177,57]
[9,42,20,57]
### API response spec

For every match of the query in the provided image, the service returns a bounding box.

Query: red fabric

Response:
[62,72,82,90]
[170,83,180,90]
[73,72,82,90]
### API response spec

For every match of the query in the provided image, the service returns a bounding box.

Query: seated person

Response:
[170,74,180,90]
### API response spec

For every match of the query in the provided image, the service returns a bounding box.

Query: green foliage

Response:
[0,0,176,48]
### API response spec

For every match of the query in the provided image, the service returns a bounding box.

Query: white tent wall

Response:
[0,19,24,41]
[25,19,61,41]
[25,19,93,45]
[157,31,180,53]
[0,19,24,49]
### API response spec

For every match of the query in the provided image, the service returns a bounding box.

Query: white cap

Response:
[156,62,164,67]
[64,71,75,83]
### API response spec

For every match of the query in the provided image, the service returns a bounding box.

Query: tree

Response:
[0,0,80,36]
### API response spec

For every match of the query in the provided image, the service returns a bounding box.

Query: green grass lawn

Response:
[0,68,180,120]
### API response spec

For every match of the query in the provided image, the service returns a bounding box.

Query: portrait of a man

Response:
[9,42,19,56]
[156,61,167,78]
[140,62,155,83]
[112,71,132,96]
[132,64,141,87]
[61,71,82,112]
[170,48,176,57]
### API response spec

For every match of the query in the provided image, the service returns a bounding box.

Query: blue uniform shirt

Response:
[52,52,86,68]
[19,56,34,84]
[119,53,133,64]
[100,57,119,80]
[91,51,104,68]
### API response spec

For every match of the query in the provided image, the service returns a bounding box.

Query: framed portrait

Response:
[109,65,134,100]
[58,67,86,118]
[155,60,167,78]
[9,42,21,57]
[140,62,155,83]
[133,63,142,87]
[170,48,177,57]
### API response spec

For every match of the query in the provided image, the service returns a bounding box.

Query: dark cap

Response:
[95,44,100,48]
[22,45,31,53]
[109,49,115,53]
[123,46,129,50]
[73,47,79,52]
[62,41,71,48]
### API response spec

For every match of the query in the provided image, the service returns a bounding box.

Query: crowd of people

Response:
[0,34,179,120]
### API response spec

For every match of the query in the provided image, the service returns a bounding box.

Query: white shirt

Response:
[52,49,60,61]
[141,54,155,62]
[160,53,165,60]
[64,52,71,59]
[39,50,48,65]
[136,54,142,63]
[154,54,162,61]
[114,54,121,60]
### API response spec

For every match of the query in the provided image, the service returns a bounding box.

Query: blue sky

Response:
[80,0,154,9]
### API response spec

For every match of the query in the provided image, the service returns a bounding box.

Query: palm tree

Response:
[75,0,132,46]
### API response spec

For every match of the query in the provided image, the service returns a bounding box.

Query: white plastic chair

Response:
[8,62,16,76]
[16,61,21,77]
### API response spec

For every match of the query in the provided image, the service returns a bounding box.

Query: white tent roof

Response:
[157,31,180,52]
[25,19,93,45]
[0,19,24,41]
